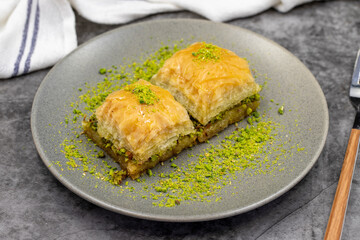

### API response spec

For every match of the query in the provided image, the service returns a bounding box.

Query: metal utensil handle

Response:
[324,128,360,240]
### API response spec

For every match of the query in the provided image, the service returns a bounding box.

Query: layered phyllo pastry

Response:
[82,80,195,180]
[151,42,261,142]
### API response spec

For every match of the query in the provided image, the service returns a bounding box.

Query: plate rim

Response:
[31,18,329,222]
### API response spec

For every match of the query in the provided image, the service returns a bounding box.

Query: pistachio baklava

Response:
[82,80,195,180]
[151,42,261,142]
[84,43,261,182]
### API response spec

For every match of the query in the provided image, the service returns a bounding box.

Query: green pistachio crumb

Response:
[99,68,107,74]
[192,43,221,62]
[278,106,284,115]
[151,155,159,162]
[97,151,105,158]
[155,186,168,193]
[124,84,159,105]
[246,107,253,115]
[252,111,260,118]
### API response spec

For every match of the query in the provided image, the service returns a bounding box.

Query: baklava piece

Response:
[82,80,195,180]
[151,42,261,142]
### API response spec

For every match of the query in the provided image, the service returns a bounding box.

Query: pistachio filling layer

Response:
[83,120,196,180]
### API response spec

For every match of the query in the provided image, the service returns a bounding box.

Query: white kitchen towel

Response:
[0,0,76,79]
[70,0,317,24]
[69,0,182,25]
[1,0,316,79]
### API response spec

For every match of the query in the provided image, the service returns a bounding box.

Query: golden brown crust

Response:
[151,42,261,125]
[95,80,194,164]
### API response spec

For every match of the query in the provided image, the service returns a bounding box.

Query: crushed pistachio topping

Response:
[148,120,279,207]
[55,40,305,208]
[192,43,221,62]
[124,84,159,105]
[278,106,284,115]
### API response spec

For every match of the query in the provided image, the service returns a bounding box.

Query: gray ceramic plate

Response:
[31,19,328,222]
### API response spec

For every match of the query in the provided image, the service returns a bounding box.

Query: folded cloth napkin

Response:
[0,0,316,79]
[0,0,76,79]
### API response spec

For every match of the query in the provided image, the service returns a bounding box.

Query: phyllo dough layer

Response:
[95,79,194,164]
[151,42,261,125]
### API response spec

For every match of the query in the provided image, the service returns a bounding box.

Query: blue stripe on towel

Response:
[24,1,40,74]
[12,0,33,77]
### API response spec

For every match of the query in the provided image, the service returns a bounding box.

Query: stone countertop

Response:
[1,1,360,239]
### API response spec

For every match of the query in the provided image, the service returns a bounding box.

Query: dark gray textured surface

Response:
[1,1,359,239]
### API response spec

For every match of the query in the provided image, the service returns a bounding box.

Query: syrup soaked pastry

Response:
[151,42,261,126]
[83,80,194,180]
